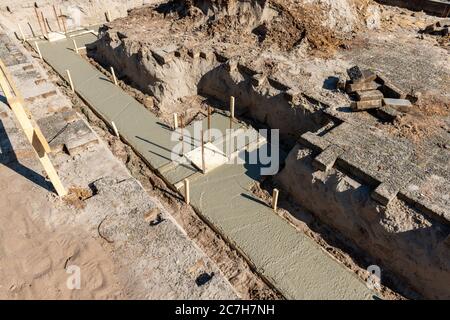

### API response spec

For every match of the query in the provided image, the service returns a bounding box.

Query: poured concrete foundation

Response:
[34,31,376,299]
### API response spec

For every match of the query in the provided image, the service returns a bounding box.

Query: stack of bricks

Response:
[345,66,383,111]
[343,66,413,116]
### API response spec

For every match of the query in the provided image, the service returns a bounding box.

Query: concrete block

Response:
[346,81,379,93]
[65,132,99,156]
[356,90,383,101]
[350,99,382,111]
[312,144,344,172]
[382,98,412,112]
[37,113,93,154]
[371,182,398,206]
[376,106,399,121]
[347,66,376,83]
[377,76,406,99]
[298,132,331,153]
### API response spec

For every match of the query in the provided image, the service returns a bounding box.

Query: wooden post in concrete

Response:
[110,66,118,85]
[201,129,205,174]
[173,113,178,130]
[53,5,62,31]
[111,121,119,137]
[184,178,190,205]
[272,188,279,211]
[65,69,74,92]
[18,24,26,42]
[60,9,67,34]
[180,116,185,156]
[72,39,79,54]
[34,41,42,60]
[40,12,48,35]
[34,7,45,37]
[207,106,211,142]
[229,95,235,130]
[0,59,67,197]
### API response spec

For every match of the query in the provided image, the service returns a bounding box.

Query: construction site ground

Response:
[0,0,449,300]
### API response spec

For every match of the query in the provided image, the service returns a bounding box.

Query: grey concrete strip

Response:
[189,159,374,300]
[36,34,375,299]
[36,35,177,169]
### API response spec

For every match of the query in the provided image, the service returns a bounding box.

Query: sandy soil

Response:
[0,159,124,299]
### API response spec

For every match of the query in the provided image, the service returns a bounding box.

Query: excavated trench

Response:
[87,1,450,299]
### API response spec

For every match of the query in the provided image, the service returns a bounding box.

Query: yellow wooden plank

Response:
[0,58,66,196]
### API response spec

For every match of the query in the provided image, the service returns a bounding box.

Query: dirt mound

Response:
[164,0,372,54]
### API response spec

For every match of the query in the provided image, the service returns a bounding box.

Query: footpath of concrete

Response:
[34,32,375,299]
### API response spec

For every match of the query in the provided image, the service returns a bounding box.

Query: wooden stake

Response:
[40,12,48,35]
[53,5,62,31]
[181,116,185,156]
[27,22,36,38]
[72,39,79,54]
[65,69,74,92]
[272,188,279,211]
[207,106,211,142]
[111,121,119,137]
[184,179,190,205]
[173,112,178,130]
[60,9,67,34]
[229,96,235,130]
[106,10,112,22]
[110,66,118,85]
[201,129,205,174]
[0,59,67,197]
[34,41,42,60]
[18,24,26,41]
[34,7,45,37]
